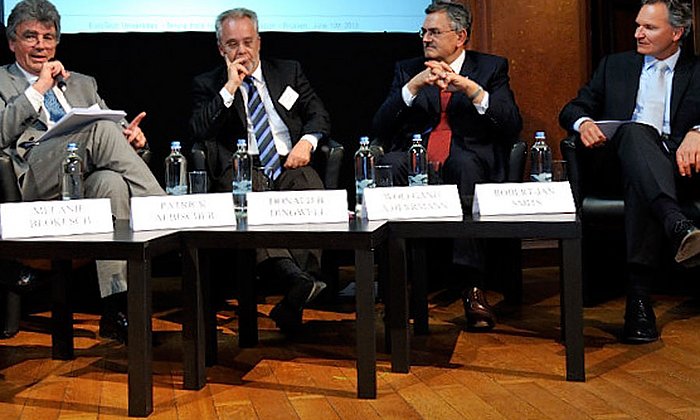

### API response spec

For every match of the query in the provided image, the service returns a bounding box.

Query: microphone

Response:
[55,74,67,92]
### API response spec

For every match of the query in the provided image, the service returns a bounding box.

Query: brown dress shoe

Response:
[462,287,496,331]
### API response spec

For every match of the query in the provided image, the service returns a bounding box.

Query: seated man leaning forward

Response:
[372,1,522,331]
[0,0,165,343]
[189,8,328,335]
[559,0,700,344]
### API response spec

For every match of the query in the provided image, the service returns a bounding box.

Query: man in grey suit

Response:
[0,0,165,343]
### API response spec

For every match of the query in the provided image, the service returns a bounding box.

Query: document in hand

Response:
[595,120,633,139]
[36,106,126,143]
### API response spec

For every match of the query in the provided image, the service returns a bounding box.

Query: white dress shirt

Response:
[17,63,72,129]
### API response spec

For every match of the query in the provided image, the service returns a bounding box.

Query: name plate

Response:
[472,182,576,216]
[364,185,463,220]
[130,193,236,231]
[0,198,113,239]
[246,189,348,225]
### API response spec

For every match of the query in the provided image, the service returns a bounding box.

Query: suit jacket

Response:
[0,63,110,179]
[189,58,331,191]
[559,50,700,149]
[372,51,522,182]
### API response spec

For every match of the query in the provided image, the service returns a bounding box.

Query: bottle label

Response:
[166,185,188,196]
[530,172,552,182]
[408,174,428,186]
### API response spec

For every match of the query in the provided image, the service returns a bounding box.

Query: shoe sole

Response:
[622,335,659,344]
[675,229,700,267]
[306,280,327,303]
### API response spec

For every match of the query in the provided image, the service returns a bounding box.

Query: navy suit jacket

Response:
[189,58,331,191]
[559,50,700,149]
[372,51,522,182]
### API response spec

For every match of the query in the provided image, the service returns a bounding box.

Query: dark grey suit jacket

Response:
[559,50,700,150]
[372,51,522,182]
[189,58,331,192]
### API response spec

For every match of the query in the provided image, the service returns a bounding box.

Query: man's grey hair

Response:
[215,8,258,43]
[425,1,472,38]
[6,0,61,42]
[641,0,693,38]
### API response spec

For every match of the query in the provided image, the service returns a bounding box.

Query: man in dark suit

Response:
[189,8,329,334]
[560,0,700,343]
[0,0,165,343]
[373,1,522,331]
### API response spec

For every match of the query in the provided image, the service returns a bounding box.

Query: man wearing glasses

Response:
[373,1,522,331]
[0,0,164,343]
[189,8,329,335]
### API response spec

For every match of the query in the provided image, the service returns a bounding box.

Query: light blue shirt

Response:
[631,49,680,135]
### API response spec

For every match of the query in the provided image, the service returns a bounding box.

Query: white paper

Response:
[278,86,299,111]
[246,189,348,225]
[472,182,576,216]
[130,193,236,231]
[594,120,632,139]
[36,105,126,143]
[364,185,463,221]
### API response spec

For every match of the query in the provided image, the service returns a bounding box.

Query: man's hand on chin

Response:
[284,139,313,169]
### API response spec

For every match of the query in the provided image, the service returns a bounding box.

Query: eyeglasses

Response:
[17,31,57,47]
[419,27,457,38]
[221,38,256,53]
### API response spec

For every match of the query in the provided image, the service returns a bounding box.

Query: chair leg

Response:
[1,289,20,338]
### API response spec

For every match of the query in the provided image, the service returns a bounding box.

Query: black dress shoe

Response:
[0,263,44,294]
[99,311,128,344]
[673,220,700,267]
[622,298,659,344]
[269,301,303,335]
[461,287,496,331]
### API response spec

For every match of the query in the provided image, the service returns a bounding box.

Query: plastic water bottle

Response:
[61,142,83,200]
[408,134,428,186]
[165,141,188,195]
[232,139,252,215]
[530,131,552,182]
[354,136,375,217]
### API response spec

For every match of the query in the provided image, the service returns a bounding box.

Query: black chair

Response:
[0,151,23,338]
[561,135,700,305]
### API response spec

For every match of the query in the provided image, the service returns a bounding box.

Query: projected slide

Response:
[3,0,428,33]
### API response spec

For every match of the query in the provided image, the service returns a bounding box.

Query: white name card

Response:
[246,189,348,225]
[472,182,576,216]
[0,198,113,239]
[364,185,463,220]
[130,193,236,231]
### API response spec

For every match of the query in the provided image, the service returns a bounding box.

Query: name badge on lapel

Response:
[278,86,299,110]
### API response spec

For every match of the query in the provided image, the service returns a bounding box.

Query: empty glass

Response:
[374,164,393,187]
[188,171,208,194]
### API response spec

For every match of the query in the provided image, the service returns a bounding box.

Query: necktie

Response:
[244,77,281,180]
[44,89,66,122]
[427,90,453,165]
[640,61,668,135]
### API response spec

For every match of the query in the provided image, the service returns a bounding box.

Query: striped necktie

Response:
[244,77,282,180]
[44,89,66,122]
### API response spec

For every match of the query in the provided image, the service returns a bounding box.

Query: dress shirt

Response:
[218,66,319,155]
[16,63,72,129]
[400,50,489,114]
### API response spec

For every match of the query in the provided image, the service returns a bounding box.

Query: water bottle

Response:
[61,142,83,200]
[354,136,375,217]
[530,131,552,182]
[408,134,428,186]
[232,139,252,215]
[165,141,188,195]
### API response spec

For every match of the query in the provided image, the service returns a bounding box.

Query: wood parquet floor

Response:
[1,266,700,419]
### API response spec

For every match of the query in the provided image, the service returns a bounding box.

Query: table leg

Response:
[410,242,429,335]
[388,237,409,373]
[355,249,376,399]
[237,249,258,348]
[561,238,585,382]
[51,259,73,360]
[182,245,206,390]
[199,250,217,366]
[128,257,153,417]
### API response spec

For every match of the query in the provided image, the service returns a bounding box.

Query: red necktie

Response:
[427,90,452,165]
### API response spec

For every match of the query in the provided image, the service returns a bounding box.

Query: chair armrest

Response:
[560,135,581,207]
[0,152,21,203]
[314,138,344,189]
[506,140,527,182]
[191,142,208,172]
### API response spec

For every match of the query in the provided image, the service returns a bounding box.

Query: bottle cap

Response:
[171,141,181,148]
[535,131,546,140]
[359,136,369,145]
[237,138,246,147]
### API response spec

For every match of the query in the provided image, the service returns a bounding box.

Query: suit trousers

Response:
[21,120,165,297]
[256,165,324,276]
[380,143,489,272]
[583,122,697,268]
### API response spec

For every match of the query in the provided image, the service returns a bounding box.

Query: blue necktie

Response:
[638,61,668,135]
[244,77,281,180]
[44,89,66,122]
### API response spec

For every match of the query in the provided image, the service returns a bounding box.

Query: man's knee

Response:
[85,170,130,219]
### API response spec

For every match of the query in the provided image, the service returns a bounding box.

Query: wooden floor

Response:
[1,266,700,419]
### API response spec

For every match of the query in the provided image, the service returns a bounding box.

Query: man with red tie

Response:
[373,0,522,330]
